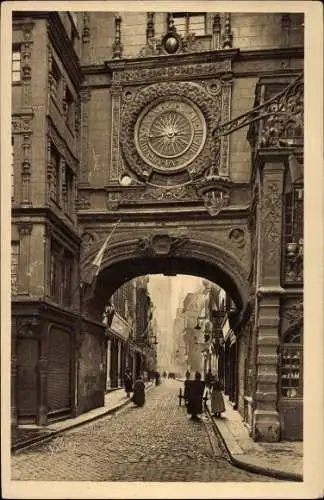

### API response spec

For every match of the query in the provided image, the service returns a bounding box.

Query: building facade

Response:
[11,11,303,441]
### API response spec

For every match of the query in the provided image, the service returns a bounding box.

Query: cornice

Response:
[12,206,81,246]
[77,205,250,223]
[237,47,304,60]
[105,49,239,72]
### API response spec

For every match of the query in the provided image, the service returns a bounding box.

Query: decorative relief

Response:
[106,191,120,210]
[110,84,123,181]
[229,228,246,248]
[81,232,95,252]
[76,191,91,210]
[21,133,32,206]
[261,181,282,278]
[112,60,232,83]
[120,184,199,202]
[17,317,40,337]
[12,116,33,134]
[136,234,189,257]
[139,15,204,58]
[120,81,221,184]
[281,300,303,330]
[219,77,232,176]
[21,23,33,106]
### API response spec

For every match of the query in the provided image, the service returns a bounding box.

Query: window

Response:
[50,243,73,306]
[50,252,59,299]
[62,165,74,215]
[280,327,303,398]
[63,87,75,131]
[50,145,60,204]
[169,13,206,36]
[12,48,21,82]
[11,241,20,293]
[50,59,61,101]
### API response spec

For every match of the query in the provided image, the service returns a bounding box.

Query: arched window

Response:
[280,325,303,398]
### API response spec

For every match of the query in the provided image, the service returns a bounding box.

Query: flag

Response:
[82,220,120,301]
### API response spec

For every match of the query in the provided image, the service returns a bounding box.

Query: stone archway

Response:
[81,233,250,322]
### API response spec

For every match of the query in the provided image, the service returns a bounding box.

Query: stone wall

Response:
[77,320,106,413]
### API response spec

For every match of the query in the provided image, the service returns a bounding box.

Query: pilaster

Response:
[253,149,288,442]
[117,340,122,387]
[106,338,112,390]
[17,223,33,294]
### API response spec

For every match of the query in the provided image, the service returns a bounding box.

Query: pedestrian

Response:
[131,375,145,407]
[155,371,161,386]
[123,368,133,398]
[210,376,225,417]
[205,368,213,389]
[187,371,205,421]
[183,370,191,406]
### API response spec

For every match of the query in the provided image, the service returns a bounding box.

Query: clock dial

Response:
[134,98,207,173]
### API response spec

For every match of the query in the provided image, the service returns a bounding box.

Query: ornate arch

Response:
[81,234,250,315]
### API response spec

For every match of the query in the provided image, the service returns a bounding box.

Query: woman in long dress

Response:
[210,377,225,417]
[131,375,145,407]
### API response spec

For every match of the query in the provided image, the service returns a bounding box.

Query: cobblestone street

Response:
[11,380,279,482]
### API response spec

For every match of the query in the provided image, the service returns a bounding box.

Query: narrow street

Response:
[12,380,278,482]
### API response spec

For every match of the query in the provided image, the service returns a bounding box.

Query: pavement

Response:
[12,382,154,453]
[11,379,277,482]
[204,393,303,482]
[12,379,303,482]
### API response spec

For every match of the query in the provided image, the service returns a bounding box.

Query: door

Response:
[47,327,72,416]
[17,338,39,422]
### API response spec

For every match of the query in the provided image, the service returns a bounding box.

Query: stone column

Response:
[106,338,112,390]
[253,149,288,442]
[117,340,122,387]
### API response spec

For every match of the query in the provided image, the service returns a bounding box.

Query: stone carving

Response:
[81,232,95,250]
[112,15,123,59]
[12,116,33,134]
[21,23,33,106]
[76,192,91,209]
[137,234,189,257]
[17,317,40,337]
[112,60,232,83]
[261,182,282,277]
[222,13,233,49]
[120,81,221,184]
[229,228,246,248]
[110,85,122,181]
[82,12,90,43]
[139,15,204,58]
[106,191,120,210]
[282,300,303,326]
[258,78,303,148]
[284,241,303,282]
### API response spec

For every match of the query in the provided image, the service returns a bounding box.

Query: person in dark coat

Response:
[183,370,191,406]
[187,371,205,420]
[123,368,133,398]
[131,375,145,407]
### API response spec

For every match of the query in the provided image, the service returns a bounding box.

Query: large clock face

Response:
[134,97,207,173]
